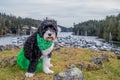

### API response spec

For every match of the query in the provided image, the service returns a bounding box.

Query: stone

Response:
[101,54,109,62]
[86,63,97,71]
[53,67,84,80]
[66,64,76,69]
[13,45,20,49]
[116,54,120,59]
[87,57,105,71]
[113,49,120,59]
[54,46,61,51]
[79,62,86,70]
[91,58,103,66]
[104,70,111,74]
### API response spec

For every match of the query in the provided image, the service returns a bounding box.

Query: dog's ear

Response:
[37,24,43,36]
[37,21,48,36]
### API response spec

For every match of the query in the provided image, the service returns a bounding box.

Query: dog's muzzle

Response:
[46,37,54,41]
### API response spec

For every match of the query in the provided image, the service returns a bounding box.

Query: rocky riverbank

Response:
[56,36,120,59]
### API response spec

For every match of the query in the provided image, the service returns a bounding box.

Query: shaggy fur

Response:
[24,19,58,77]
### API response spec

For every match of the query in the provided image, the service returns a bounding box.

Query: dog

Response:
[23,19,58,77]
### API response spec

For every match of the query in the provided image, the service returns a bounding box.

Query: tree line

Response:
[0,13,41,36]
[73,13,120,41]
[0,13,73,36]
[58,25,73,32]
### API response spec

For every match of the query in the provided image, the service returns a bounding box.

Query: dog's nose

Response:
[48,33,52,36]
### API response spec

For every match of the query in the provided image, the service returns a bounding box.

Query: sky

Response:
[0,0,120,27]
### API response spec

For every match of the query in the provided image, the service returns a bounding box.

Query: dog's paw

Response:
[44,69,54,74]
[25,72,34,77]
[48,64,53,67]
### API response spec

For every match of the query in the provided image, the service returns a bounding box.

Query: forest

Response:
[73,13,120,41]
[0,13,72,36]
[0,13,41,35]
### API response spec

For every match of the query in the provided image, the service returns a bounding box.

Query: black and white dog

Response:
[24,19,58,77]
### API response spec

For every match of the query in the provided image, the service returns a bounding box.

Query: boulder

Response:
[54,46,61,51]
[116,54,120,59]
[91,58,103,66]
[113,49,120,59]
[86,63,102,71]
[53,67,84,80]
[101,54,109,62]
[79,62,86,70]
[104,70,111,74]
[87,57,104,71]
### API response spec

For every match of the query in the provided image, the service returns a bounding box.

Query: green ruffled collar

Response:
[37,34,53,51]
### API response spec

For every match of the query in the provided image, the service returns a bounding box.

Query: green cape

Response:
[17,34,53,72]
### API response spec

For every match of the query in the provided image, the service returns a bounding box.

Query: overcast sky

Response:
[0,0,120,27]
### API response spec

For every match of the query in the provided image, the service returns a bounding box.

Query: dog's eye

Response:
[43,26,48,30]
[51,26,57,31]
[52,27,57,31]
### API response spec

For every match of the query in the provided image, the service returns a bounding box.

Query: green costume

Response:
[17,34,53,72]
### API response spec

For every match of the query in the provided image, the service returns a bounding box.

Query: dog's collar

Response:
[37,34,53,50]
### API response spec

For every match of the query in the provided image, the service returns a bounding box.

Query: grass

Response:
[0,47,120,80]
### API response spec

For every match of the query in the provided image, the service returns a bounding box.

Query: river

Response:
[0,32,98,45]
[0,32,119,47]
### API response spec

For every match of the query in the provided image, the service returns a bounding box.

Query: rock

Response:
[13,45,20,49]
[66,64,76,69]
[54,46,61,51]
[86,63,99,71]
[113,49,120,59]
[56,36,114,52]
[101,54,109,62]
[116,54,120,59]
[104,70,111,74]
[53,67,84,80]
[79,62,86,70]
[87,57,104,71]
[91,58,103,66]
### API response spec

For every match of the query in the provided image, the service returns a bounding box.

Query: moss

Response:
[0,47,120,80]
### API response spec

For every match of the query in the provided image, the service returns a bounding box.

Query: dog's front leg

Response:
[47,52,53,67]
[25,60,38,77]
[43,56,54,74]
[47,58,53,67]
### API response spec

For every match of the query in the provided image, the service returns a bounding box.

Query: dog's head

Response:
[37,19,58,41]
